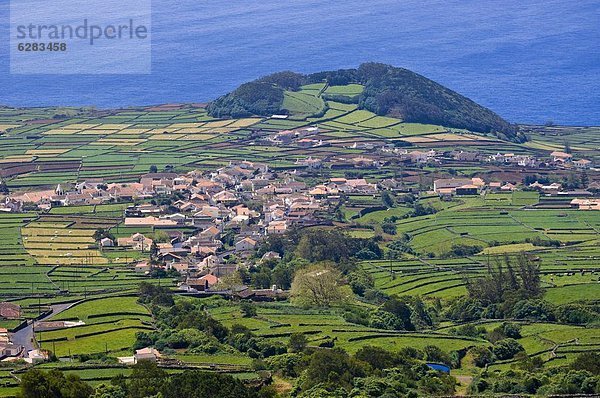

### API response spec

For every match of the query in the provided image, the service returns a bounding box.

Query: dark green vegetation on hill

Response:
[207,63,519,140]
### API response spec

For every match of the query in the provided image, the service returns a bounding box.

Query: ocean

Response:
[1,0,598,125]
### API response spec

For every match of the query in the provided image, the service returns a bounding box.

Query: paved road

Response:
[11,303,75,355]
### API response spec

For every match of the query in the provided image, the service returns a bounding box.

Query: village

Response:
[0,142,598,364]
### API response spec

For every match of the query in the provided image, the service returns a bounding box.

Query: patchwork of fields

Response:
[39,296,153,357]
[0,91,598,396]
[0,88,533,192]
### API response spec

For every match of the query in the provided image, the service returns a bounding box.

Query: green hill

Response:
[207,63,521,141]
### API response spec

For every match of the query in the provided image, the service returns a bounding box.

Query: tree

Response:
[128,360,167,398]
[138,282,174,306]
[381,297,415,330]
[295,229,350,263]
[150,241,159,260]
[581,170,589,188]
[161,371,258,398]
[215,271,243,291]
[381,220,397,235]
[19,369,52,398]
[354,346,398,370]
[300,348,367,392]
[250,266,272,289]
[149,165,158,173]
[288,332,308,353]
[516,254,541,296]
[501,322,522,339]
[0,180,8,195]
[91,384,126,398]
[492,338,524,360]
[468,346,495,368]
[347,269,374,296]
[381,190,395,208]
[240,302,257,318]
[290,263,346,307]
[511,299,555,321]
[570,352,600,375]
[19,368,94,398]
[92,228,114,243]
[423,345,452,366]
[272,263,294,289]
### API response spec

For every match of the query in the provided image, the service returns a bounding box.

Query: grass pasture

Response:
[40,296,153,357]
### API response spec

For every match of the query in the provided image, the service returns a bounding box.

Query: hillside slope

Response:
[207,63,520,141]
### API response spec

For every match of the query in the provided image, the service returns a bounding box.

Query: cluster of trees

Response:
[18,368,93,398]
[138,282,174,306]
[523,172,590,190]
[465,254,542,306]
[385,234,415,259]
[207,63,520,140]
[264,345,456,397]
[469,352,600,395]
[259,228,383,264]
[441,243,483,258]
[243,258,298,290]
[252,228,386,304]
[294,229,383,264]
[19,343,467,398]
[19,364,270,398]
[466,338,525,368]
[342,295,438,333]
[136,289,291,361]
[207,81,285,118]
[446,295,599,327]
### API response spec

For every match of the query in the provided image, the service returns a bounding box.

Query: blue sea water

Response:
[1,0,599,125]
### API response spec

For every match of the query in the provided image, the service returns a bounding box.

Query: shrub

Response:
[288,333,308,353]
[240,302,257,318]
[492,338,524,360]
[511,299,555,321]
[469,346,495,368]
[424,345,452,366]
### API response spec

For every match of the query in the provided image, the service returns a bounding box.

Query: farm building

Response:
[0,302,21,319]
[185,274,219,292]
[235,237,257,252]
[570,198,600,210]
[433,178,479,194]
[118,233,153,252]
[134,347,161,363]
[573,159,592,169]
[550,151,573,163]
[100,237,114,247]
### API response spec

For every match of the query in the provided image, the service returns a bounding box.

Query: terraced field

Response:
[522,125,600,162]
[209,301,486,355]
[0,213,37,267]
[0,91,524,191]
[39,296,153,357]
[22,216,119,266]
[388,197,599,257]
